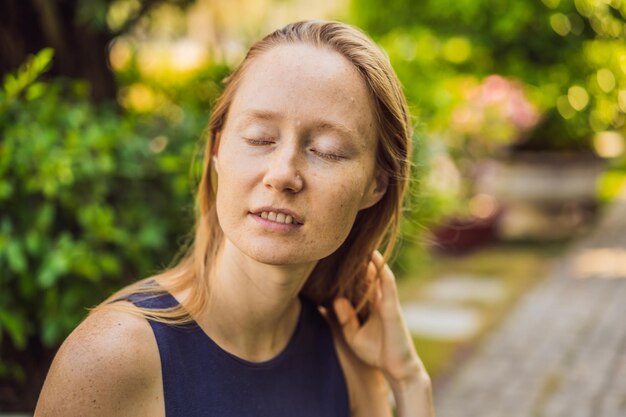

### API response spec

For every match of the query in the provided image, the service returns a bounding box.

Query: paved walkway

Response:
[433,189,626,417]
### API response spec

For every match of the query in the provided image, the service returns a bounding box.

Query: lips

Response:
[251,208,303,225]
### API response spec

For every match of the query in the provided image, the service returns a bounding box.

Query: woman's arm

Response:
[34,307,163,417]
[332,251,435,417]
[329,320,393,417]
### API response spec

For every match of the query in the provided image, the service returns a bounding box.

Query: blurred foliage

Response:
[348,0,626,239]
[598,166,626,202]
[350,0,626,152]
[0,48,229,381]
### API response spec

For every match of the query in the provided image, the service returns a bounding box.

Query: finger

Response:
[370,250,396,293]
[371,250,384,269]
[366,259,378,285]
[333,298,360,344]
[371,251,401,311]
[366,261,383,305]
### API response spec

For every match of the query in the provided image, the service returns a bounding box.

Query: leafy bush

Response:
[350,0,626,151]
[0,49,227,386]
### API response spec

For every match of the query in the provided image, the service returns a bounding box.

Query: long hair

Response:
[92,20,413,323]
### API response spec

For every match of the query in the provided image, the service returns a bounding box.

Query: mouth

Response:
[251,209,304,225]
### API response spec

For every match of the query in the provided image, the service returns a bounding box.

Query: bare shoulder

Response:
[35,303,163,417]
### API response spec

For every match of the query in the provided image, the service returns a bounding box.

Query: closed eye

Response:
[311,149,344,161]
[244,138,275,146]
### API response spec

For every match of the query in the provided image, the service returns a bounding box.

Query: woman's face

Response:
[214,43,385,266]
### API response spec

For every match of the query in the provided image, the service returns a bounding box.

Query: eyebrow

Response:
[239,110,359,142]
[311,120,358,143]
[239,110,280,122]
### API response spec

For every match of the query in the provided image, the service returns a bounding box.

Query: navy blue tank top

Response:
[128,290,350,417]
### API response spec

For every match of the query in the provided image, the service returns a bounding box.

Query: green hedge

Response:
[0,49,228,381]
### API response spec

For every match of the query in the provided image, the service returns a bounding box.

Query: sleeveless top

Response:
[127,289,350,417]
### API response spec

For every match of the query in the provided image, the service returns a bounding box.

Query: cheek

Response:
[215,173,236,220]
[214,158,253,229]
[316,174,369,238]
[215,150,258,199]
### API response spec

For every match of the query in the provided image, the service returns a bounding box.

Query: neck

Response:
[197,239,316,362]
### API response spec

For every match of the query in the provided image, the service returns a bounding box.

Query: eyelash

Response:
[311,149,343,161]
[245,138,275,146]
[244,138,343,161]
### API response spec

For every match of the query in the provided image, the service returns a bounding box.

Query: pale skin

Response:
[35,44,434,417]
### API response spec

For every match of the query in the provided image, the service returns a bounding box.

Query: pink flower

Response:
[451,75,540,154]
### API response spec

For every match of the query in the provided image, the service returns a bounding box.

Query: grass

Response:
[395,241,569,383]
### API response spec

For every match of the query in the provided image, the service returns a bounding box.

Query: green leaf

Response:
[0,310,28,349]
[0,180,12,200]
[0,48,54,110]
[32,48,54,74]
[35,204,55,231]
[41,316,62,347]
[3,73,18,95]
[37,253,69,288]
[26,82,46,101]
[25,230,42,254]
[5,241,26,273]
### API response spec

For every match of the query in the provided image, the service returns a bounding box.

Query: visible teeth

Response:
[258,211,297,225]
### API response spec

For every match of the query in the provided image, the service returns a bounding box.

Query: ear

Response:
[359,170,389,210]
[212,133,221,173]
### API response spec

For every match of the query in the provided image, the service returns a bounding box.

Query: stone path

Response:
[402,274,508,341]
[433,189,626,417]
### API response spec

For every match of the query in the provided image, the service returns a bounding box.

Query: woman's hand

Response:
[333,251,435,417]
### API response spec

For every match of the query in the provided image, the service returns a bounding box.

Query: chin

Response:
[246,247,315,266]
[224,233,342,267]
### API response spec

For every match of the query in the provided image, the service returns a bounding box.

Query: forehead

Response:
[227,44,377,144]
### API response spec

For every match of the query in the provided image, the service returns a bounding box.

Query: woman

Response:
[35,20,435,417]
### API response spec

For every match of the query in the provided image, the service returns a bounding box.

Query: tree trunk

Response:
[0,0,117,102]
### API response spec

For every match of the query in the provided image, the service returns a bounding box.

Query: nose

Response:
[262,143,304,193]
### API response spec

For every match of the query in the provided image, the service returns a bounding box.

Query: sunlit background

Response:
[1,0,626,414]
